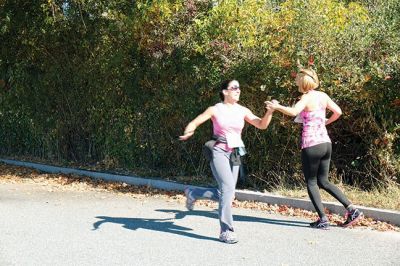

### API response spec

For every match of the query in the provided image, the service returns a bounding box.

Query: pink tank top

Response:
[299,98,331,149]
[211,103,246,151]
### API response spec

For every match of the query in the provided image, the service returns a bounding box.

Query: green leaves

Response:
[0,0,398,189]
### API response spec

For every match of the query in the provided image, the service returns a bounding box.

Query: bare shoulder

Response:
[300,93,310,100]
[317,90,329,98]
[238,104,253,114]
[205,105,216,115]
[300,92,312,102]
[316,91,330,103]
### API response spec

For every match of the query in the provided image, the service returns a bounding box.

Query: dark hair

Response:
[219,79,233,101]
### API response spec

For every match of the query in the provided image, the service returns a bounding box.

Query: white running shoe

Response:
[219,230,238,244]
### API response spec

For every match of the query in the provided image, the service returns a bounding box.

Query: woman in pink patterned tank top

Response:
[299,95,331,149]
[266,68,363,229]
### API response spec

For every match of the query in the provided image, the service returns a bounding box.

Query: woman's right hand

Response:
[265,99,280,110]
[179,131,194,141]
[179,106,214,141]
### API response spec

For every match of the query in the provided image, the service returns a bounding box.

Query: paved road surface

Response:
[1,182,399,266]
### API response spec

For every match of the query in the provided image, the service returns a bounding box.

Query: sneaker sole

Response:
[309,221,330,230]
[310,225,330,230]
[219,238,238,244]
[342,213,364,228]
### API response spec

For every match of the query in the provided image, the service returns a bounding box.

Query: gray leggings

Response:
[190,146,239,232]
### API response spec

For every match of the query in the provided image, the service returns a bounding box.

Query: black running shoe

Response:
[310,218,330,230]
[342,208,363,227]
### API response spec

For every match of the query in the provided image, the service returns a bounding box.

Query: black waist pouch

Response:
[230,148,242,166]
[202,140,216,161]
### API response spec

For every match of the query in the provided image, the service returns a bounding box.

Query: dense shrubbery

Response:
[0,0,398,190]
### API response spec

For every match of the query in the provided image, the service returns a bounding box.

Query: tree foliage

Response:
[0,0,399,189]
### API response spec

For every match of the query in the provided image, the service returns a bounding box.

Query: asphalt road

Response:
[1,182,399,266]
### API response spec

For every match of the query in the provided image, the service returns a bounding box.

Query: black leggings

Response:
[301,143,351,218]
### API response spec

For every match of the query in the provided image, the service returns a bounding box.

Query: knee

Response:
[317,180,332,190]
[306,178,318,188]
[220,187,235,201]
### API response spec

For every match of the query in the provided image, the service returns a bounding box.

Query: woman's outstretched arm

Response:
[244,107,275,130]
[265,94,309,117]
[179,106,214,141]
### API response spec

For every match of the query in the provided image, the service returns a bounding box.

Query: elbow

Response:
[259,122,270,130]
[255,124,266,130]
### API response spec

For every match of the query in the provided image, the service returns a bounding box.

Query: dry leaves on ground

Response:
[0,163,398,232]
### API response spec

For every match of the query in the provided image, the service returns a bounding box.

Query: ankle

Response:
[320,216,328,222]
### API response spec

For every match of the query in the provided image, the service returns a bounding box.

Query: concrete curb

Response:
[235,190,400,226]
[1,158,399,226]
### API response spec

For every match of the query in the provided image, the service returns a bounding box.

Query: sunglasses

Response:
[226,85,240,91]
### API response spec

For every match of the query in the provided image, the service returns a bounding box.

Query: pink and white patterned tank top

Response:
[299,99,331,149]
[211,102,246,151]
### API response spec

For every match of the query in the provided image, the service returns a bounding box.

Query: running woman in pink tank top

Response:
[266,68,363,229]
[179,79,275,243]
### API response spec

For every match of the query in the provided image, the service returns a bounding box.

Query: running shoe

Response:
[219,230,238,244]
[342,208,363,227]
[309,218,330,230]
[184,187,196,211]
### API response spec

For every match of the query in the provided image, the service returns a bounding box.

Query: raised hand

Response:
[265,99,280,110]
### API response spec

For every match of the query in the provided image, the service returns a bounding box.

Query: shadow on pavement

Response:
[92,216,219,242]
[92,208,311,242]
[156,209,310,228]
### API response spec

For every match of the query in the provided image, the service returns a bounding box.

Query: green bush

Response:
[0,0,398,190]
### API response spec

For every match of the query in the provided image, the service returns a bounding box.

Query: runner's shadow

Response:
[92,216,219,242]
[156,209,310,228]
